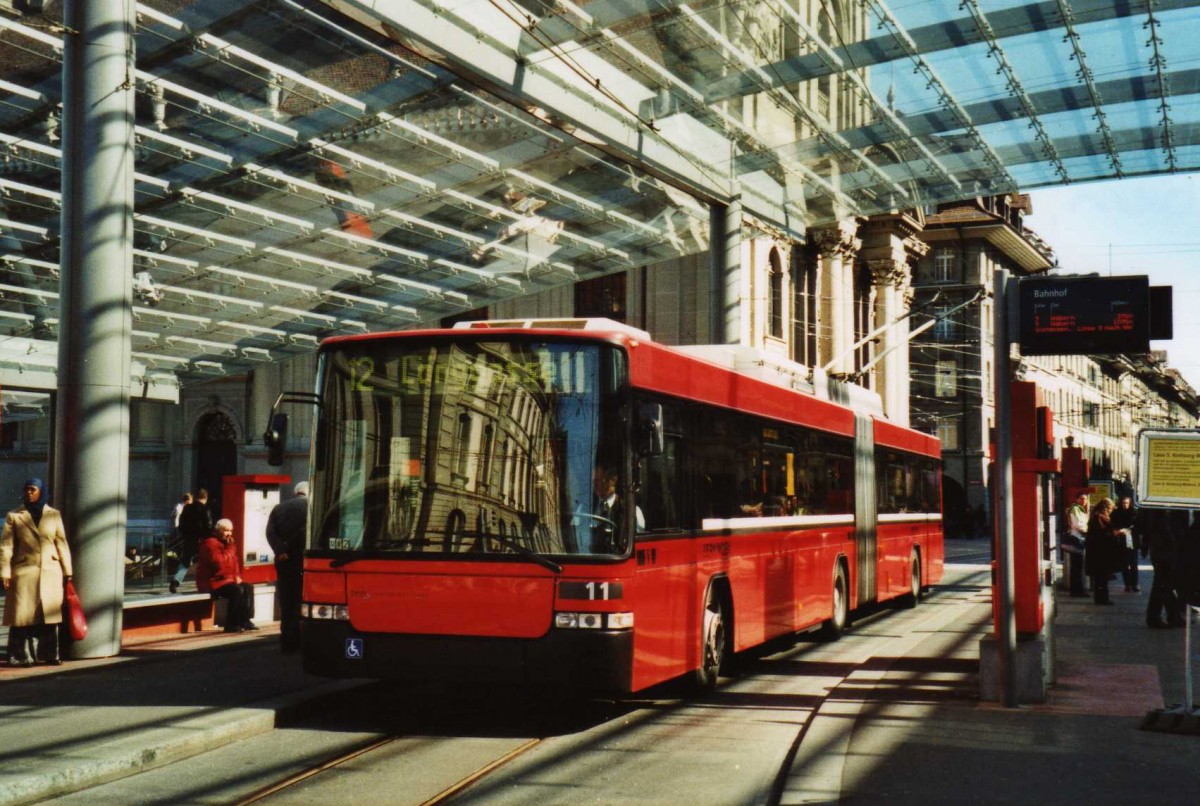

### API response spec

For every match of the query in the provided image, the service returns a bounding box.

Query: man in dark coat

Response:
[1175,516,1200,618]
[1110,496,1140,592]
[266,481,308,652]
[1142,508,1185,628]
[172,488,213,593]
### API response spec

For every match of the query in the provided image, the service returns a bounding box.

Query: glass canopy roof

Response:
[0,0,1197,388]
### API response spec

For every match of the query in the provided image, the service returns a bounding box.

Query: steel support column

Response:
[58,0,136,658]
[993,269,1018,706]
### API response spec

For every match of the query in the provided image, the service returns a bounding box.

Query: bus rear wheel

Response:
[821,563,850,640]
[898,551,921,609]
[692,588,726,693]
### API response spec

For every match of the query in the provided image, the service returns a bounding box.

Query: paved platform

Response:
[1,563,1197,805]
[0,624,366,805]
[779,566,1200,804]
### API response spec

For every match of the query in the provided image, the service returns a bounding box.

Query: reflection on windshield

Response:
[311,339,627,557]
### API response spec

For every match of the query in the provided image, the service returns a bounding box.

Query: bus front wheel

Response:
[693,588,726,693]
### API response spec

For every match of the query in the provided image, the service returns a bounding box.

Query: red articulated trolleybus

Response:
[268,318,943,694]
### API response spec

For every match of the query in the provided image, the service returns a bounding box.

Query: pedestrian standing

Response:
[172,488,212,593]
[1063,493,1089,597]
[1142,508,1185,628]
[196,519,257,633]
[266,481,308,653]
[1086,498,1119,605]
[1,479,73,666]
[1110,496,1139,592]
[172,492,192,539]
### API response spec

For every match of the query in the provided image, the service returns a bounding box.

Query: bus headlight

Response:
[606,612,635,629]
[554,611,633,630]
[302,603,349,621]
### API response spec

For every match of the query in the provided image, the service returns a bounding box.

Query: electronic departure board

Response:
[1017,275,1150,356]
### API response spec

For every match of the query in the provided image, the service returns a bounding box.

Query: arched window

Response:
[816,12,832,119]
[853,263,873,381]
[194,411,237,517]
[498,439,511,499]
[768,248,784,339]
[453,412,472,482]
[443,509,466,552]
[479,423,495,490]
[792,248,818,366]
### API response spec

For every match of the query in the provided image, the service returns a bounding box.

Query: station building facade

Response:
[2,209,929,549]
[3,195,1197,554]
[0,2,1195,558]
[2,0,931,550]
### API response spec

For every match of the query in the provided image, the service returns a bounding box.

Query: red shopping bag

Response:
[65,579,88,641]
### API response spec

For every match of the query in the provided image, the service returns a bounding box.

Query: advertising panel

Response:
[1136,429,1200,508]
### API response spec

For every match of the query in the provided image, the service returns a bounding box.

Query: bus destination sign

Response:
[1017,275,1150,356]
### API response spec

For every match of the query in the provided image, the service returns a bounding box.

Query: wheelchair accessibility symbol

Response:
[345,638,364,660]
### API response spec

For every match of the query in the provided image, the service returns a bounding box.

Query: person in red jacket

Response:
[196,519,257,633]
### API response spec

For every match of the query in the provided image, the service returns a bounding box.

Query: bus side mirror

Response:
[637,403,664,457]
[264,412,288,466]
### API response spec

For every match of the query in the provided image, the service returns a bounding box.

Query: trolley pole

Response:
[993,269,1019,707]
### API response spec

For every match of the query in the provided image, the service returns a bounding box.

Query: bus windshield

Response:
[310,337,629,558]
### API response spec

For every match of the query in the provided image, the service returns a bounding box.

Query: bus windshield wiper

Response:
[329,556,356,568]
[486,532,562,574]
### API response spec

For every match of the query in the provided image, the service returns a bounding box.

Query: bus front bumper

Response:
[300,620,634,693]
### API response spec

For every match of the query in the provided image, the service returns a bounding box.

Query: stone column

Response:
[858,214,927,423]
[812,220,861,375]
[868,259,913,426]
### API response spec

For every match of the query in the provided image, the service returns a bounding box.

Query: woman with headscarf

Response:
[1,478,73,666]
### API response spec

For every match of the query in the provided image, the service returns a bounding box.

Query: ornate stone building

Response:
[909,194,1200,536]
[908,194,1053,535]
[1021,352,1200,495]
[0,205,936,550]
[3,0,929,550]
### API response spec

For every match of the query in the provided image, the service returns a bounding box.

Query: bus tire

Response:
[820,562,850,640]
[898,550,921,609]
[692,586,727,693]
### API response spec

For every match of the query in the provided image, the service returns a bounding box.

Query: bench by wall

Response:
[122,594,215,642]
[121,584,277,645]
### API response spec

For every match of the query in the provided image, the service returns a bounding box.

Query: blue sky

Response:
[1025,174,1200,389]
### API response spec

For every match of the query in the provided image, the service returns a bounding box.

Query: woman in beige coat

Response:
[1,478,73,666]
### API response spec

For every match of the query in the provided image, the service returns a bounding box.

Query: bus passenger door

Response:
[632,413,692,688]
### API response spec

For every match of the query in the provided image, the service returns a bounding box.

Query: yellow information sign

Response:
[1138,430,1200,507]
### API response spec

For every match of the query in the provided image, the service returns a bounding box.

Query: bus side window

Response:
[636,397,681,533]
[638,435,679,532]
